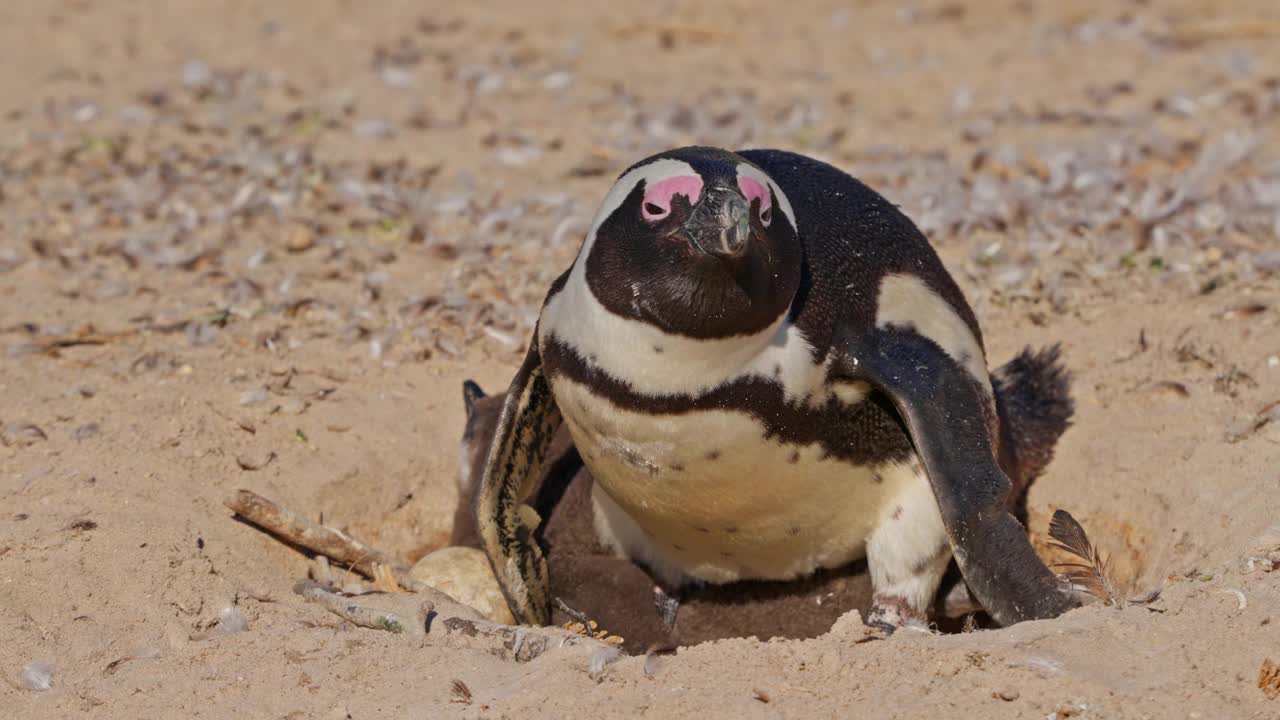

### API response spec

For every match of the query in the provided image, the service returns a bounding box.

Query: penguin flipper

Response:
[473,333,562,626]
[836,327,1079,627]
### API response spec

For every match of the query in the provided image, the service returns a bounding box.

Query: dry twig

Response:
[224,489,424,592]
[293,579,425,635]
[292,580,610,662]
[231,489,615,664]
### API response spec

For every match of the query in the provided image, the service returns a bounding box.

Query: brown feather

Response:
[1047,509,1123,607]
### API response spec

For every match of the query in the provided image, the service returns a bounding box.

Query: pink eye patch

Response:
[737,176,773,224]
[642,175,704,221]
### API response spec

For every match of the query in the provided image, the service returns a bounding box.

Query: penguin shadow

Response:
[453,380,995,655]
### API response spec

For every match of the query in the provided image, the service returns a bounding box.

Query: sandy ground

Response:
[3,0,1280,717]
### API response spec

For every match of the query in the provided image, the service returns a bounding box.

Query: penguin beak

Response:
[679,185,751,259]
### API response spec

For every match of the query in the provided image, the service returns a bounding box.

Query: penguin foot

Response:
[865,593,929,633]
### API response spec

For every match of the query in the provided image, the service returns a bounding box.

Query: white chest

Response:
[551,377,924,587]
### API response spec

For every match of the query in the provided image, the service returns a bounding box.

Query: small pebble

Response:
[181,59,212,88]
[71,102,98,123]
[996,688,1020,701]
[74,423,100,441]
[246,250,270,269]
[355,119,397,139]
[379,67,414,88]
[187,322,218,346]
[286,227,315,253]
[962,119,993,141]
[1255,251,1280,274]
[281,397,308,415]
[541,71,574,90]
[476,73,504,94]
[0,249,25,273]
[239,388,269,406]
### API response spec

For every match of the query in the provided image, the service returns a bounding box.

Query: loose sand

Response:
[2,1,1279,717]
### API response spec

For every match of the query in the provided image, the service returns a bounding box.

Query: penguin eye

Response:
[760,206,772,227]
[642,202,669,221]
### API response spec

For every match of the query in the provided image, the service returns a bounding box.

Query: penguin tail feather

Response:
[991,343,1074,514]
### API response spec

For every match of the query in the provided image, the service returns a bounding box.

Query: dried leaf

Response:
[1261,659,1280,700]
[554,597,624,645]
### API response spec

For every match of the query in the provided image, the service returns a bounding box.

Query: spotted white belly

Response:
[551,377,930,587]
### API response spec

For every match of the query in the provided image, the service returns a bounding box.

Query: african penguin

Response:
[474,146,1079,632]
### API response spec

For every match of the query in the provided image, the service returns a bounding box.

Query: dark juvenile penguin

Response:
[474,146,1079,632]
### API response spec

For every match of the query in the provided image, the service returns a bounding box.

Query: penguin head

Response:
[581,146,802,339]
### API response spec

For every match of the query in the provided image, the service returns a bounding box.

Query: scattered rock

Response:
[235,451,277,471]
[181,59,212,89]
[239,388,269,406]
[1256,251,1280,275]
[355,119,397,139]
[409,546,516,625]
[281,397,309,415]
[286,227,315,253]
